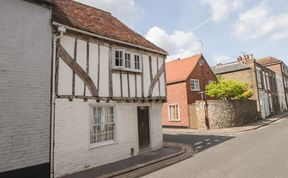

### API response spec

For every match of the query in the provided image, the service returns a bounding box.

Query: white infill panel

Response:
[142,55,150,97]
[122,73,128,97]
[136,75,142,97]
[152,56,159,97]
[75,39,86,96]
[159,58,166,97]
[87,42,99,96]
[98,46,109,97]
[58,35,74,95]
[129,74,136,97]
[113,73,121,97]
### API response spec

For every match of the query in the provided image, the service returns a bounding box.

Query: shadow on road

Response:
[164,134,235,153]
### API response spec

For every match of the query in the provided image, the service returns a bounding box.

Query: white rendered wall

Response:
[54,99,163,177]
[0,0,51,172]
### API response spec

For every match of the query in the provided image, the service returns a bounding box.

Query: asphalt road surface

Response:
[143,117,288,178]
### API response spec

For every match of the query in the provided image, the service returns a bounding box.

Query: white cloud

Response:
[212,55,234,65]
[77,0,144,21]
[201,0,244,22]
[233,2,288,40]
[145,26,203,61]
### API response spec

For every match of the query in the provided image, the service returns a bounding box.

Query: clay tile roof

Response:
[257,56,282,66]
[52,0,167,55]
[166,54,203,83]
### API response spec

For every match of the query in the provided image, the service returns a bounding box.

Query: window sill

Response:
[89,140,118,150]
[191,90,200,92]
[112,68,142,73]
[168,119,181,122]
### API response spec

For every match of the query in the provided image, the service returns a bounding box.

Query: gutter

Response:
[50,26,66,178]
[52,22,168,56]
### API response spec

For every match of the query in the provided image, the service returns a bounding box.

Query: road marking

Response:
[194,141,203,145]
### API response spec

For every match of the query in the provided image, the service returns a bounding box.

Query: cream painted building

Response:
[51,0,167,177]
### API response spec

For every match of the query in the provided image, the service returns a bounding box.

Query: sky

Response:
[77,0,288,66]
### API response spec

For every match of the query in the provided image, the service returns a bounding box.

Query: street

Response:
[143,117,288,178]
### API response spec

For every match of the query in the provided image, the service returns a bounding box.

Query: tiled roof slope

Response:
[52,0,167,54]
[166,54,202,83]
[257,56,281,66]
[212,62,250,74]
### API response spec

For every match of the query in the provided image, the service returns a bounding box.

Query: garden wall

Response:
[196,100,259,129]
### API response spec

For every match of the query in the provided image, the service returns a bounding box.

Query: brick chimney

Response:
[238,54,254,64]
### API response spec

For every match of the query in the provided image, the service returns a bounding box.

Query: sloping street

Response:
[143,117,288,178]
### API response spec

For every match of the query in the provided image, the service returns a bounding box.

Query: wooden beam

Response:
[109,45,113,97]
[58,44,98,97]
[120,70,123,98]
[97,44,101,96]
[157,57,161,97]
[72,38,77,96]
[163,58,168,97]
[127,72,130,98]
[84,41,89,96]
[135,73,137,97]
[141,54,144,97]
[148,63,165,97]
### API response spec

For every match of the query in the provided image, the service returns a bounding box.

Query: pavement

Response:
[60,142,193,178]
[61,112,288,178]
[164,111,288,134]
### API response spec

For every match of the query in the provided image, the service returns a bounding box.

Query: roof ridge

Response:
[68,0,112,15]
[167,53,202,63]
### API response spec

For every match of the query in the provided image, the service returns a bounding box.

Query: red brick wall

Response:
[162,82,189,127]
[186,59,217,104]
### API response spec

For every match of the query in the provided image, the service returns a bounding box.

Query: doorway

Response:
[137,106,150,150]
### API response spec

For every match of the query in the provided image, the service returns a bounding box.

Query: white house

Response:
[0,0,52,178]
[51,0,167,177]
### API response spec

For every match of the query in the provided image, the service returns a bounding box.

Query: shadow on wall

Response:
[164,133,235,153]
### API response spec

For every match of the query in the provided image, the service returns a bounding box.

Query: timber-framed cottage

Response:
[51,0,167,177]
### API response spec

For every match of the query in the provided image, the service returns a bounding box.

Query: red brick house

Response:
[162,54,217,128]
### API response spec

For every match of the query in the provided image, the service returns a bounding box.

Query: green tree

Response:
[205,79,253,100]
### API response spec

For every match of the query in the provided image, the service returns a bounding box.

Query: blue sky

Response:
[78,0,288,66]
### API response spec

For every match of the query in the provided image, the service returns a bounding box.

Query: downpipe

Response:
[50,26,66,178]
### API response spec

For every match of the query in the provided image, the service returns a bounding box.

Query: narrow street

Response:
[143,117,288,178]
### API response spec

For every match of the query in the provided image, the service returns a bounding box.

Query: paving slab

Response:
[60,142,192,178]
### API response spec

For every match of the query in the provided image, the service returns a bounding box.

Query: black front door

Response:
[137,106,150,149]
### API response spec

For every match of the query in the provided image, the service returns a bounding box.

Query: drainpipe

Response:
[50,26,66,178]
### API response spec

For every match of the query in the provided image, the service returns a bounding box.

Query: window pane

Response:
[90,106,115,144]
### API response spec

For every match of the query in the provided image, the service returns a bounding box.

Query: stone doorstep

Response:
[98,142,193,178]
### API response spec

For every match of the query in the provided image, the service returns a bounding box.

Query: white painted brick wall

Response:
[54,99,163,177]
[0,0,52,172]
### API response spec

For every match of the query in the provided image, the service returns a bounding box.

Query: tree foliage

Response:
[205,79,253,100]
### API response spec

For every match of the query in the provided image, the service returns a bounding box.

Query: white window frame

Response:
[89,105,117,147]
[124,52,131,68]
[134,54,141,71]
[112,49,124,69]
[256,68,262,88]
[168,104,180,121]
[112,48,142,72]
[190,79,200,91]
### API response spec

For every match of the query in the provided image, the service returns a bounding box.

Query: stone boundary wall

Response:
[196,100,259,129]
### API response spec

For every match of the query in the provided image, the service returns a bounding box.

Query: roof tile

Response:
[52,0,166,54]
[166,54,202,83]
